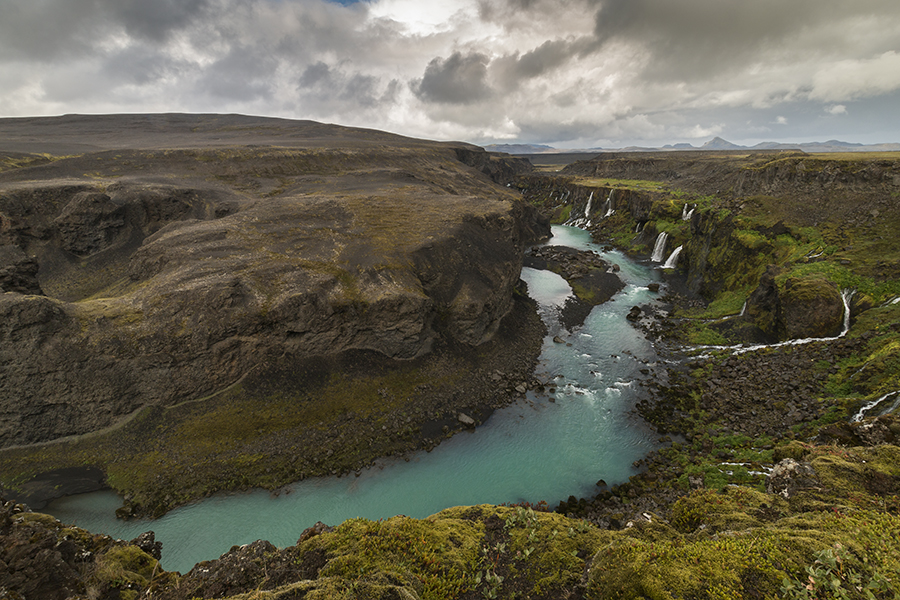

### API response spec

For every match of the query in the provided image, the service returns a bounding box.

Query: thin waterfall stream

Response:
[46,225,663,574]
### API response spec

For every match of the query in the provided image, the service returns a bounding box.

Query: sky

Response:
[1,0,899,149]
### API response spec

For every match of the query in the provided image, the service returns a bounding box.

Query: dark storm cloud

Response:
[413,52,493,104]
[103,45,191,86]
[197,46,279,102]
[104,0,210,41]
[490,38,587,92]
[0,0,209,61]
[590,0,900,80]
[297,62,401,113]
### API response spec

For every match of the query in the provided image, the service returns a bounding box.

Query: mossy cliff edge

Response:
[0,114,547,516]
[3,432,899,599]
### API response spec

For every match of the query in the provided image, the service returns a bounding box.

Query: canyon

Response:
[2,116,900,599]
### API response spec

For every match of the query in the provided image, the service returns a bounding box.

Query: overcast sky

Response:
[2,0,899,148]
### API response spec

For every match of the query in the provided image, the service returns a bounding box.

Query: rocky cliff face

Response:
[522,151,900,343]
[744,267,846,340]
[566,151,900,206]
[0,116,547,448]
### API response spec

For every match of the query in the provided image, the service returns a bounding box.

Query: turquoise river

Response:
[47,225,665,573]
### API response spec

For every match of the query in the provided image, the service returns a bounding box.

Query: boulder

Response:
[457,413,476,426]
[779,276,845,339]
[766,458,819,499]
[745,269,845,340]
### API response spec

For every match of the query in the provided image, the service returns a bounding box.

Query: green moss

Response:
[587,502,900,600]
[733,228,770,251]
[685,324,729,346]
[571,177,672,193]
[552,204,573,224]
[19,512,63,527]
[670,487,774,533]
[314,511,483,599]
[90,544,170,597]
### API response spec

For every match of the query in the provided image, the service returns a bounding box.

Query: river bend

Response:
[47,225,662,573]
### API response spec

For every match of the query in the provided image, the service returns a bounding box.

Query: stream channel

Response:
[46,225,664,573]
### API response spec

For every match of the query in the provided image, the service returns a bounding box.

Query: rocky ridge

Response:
[0,116,548,449]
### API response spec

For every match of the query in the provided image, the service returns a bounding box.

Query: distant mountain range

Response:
[485,137,900,154]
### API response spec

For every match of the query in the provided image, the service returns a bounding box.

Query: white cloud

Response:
[686,123,724,139]
[1,0,900,146]
[810,51,900,102]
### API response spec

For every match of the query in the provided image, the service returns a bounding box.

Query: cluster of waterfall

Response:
[681,204,696,220]
[563,190,615,228]
[650,232,683,268]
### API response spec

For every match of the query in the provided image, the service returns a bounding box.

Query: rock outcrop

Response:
[0,498,175,599]
[745,268,846,339]
[0,115,547,448]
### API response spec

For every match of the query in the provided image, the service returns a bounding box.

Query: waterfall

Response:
[650,232,668,262]
[603,190,615,218]
[839,289,855,336]
[681,204,696,221]
[739,300,748,317]
[564,191,595,228]
[851,391,900,422]
[691,288,859,358]
[662,245,683,269]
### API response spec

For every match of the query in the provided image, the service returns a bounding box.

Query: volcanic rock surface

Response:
[0,114,546,448]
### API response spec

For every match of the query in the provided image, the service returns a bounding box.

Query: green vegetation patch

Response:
[571,177,671,193]
[316,511,483,599]
[299,505,609,600]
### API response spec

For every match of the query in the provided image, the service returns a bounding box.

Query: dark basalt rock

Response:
[0,116,549,449]
[744,266,845,340]
[0,498,173,600]
[0,245,42,295]
[52,191,127,256]
[130,531,163,561]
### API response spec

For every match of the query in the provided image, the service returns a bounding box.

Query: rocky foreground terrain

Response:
[2,124,900,599]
